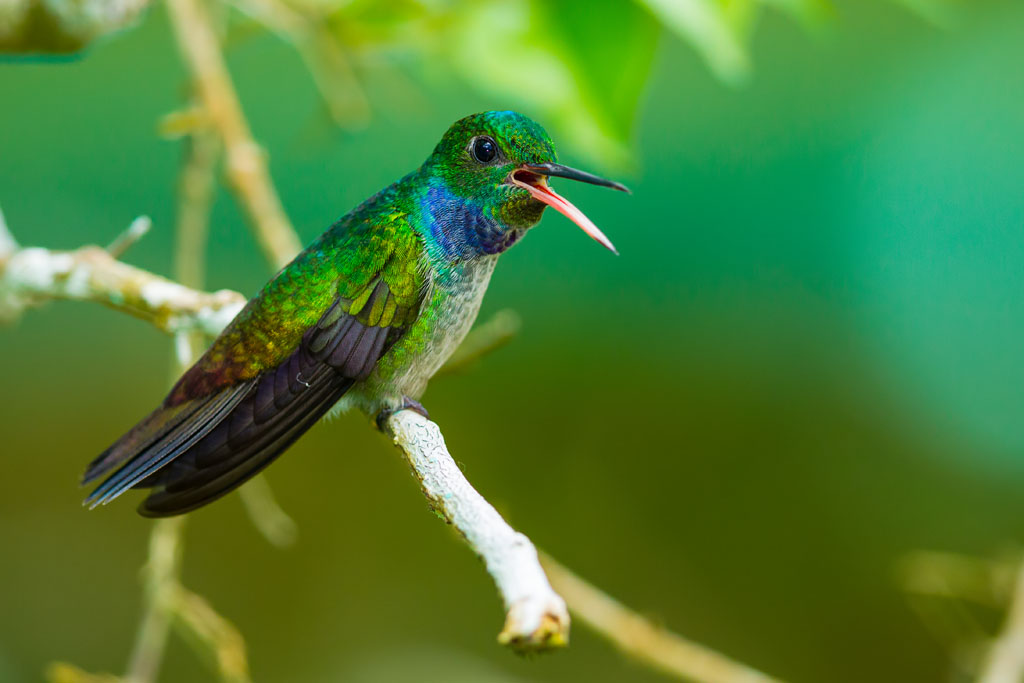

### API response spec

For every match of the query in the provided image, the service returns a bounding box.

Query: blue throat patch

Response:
[420,183,522,261]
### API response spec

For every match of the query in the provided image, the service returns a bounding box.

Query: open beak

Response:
[509,162,629,255]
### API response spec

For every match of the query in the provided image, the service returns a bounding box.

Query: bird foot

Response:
[376,396,430,432]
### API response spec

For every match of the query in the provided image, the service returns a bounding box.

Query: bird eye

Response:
[471,136,498,164]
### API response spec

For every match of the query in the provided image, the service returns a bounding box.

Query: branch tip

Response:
[107,216,153,258]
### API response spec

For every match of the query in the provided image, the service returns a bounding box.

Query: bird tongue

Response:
[510,171,619,255]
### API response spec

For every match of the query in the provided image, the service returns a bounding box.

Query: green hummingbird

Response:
[83,110,628,516]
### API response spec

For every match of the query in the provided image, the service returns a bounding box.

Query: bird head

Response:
[426,111,628,255]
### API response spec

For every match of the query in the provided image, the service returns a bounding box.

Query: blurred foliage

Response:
[235,0,962,163]
[2,0,959,164]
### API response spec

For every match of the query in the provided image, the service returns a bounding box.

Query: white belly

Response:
[336,255,499,416]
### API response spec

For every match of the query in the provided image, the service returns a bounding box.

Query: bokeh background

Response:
[2,0,1024,681]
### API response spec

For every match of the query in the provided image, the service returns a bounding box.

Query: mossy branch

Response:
[0,216,245,336]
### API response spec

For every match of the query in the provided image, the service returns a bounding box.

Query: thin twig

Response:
[237,475,298,548]
[173,128,220,292]
[0,202,20,261]
[228,0,371,126]
[978,558,1024,683]
[125,517,185,683]
[106,216,153,259]
[540,552,784,683]
[164,0,302,269]
[172,587,251,683]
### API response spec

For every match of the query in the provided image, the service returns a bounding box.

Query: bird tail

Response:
[83,339,361,516]
[82,382,255,507]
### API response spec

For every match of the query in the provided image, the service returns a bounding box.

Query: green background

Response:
[2,2,1024,681]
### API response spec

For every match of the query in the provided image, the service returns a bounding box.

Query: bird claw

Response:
[376,396,430,431]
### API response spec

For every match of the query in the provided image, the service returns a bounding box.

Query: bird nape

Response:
[83,110,628,517]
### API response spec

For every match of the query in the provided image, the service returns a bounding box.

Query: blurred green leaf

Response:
[634,0,750,84]
[442,0,657,166]
[539,0,659,162]
[241,0,952,163]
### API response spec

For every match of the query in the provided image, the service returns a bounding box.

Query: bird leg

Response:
[375,395,429,431]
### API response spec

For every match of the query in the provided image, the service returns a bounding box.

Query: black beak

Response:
[521,162,631,194]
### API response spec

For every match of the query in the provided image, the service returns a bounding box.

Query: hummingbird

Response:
[83,110,628,517]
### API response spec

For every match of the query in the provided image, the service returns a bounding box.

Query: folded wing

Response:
[84,232,425,516]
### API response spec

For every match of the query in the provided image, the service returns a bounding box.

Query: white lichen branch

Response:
[0,220,245,336]
[385,409,570,651]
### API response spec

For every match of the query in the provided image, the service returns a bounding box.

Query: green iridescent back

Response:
[169,181,427,404]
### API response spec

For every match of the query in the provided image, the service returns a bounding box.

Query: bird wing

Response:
[83,214,425,516]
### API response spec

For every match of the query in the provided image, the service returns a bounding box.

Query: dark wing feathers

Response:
[82,394,208,485]
[139,359,353,516]
[84,382,255,507]
[85,273,422,516]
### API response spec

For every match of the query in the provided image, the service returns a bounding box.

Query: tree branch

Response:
[384,409,570,651]
[173,128,220,293]
[0,222,245,336]
[540,552,784,683]
[164,0,302,269]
